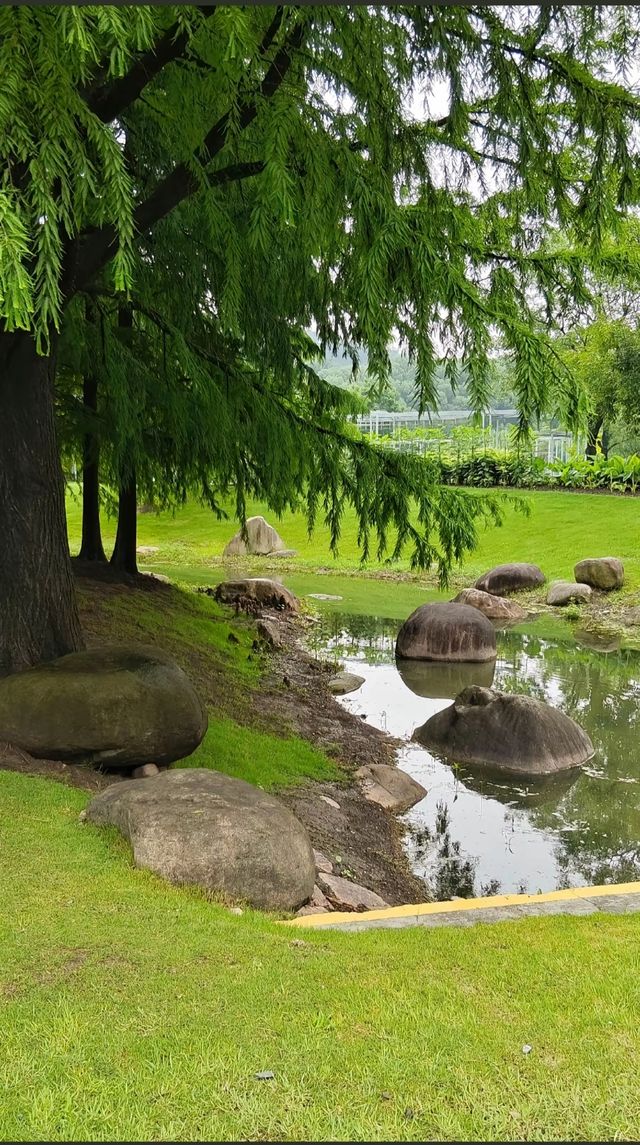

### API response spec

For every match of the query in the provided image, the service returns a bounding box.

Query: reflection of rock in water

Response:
[397,657,496,699]
[574,628,621,653]
[449,760,580,809]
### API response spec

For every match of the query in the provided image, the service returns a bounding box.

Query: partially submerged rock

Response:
[574,557,624,591]
[355,763,427,813]
[328,671,365,696]
[395,602,497,663]
[223,516,288,557]
[86,768,316,911]
[547,580,592,606]
[397,657,496,699]
[0,644,207,769]
[474,562,545,595]
[317,873,389,912]
[453,587,527,622]
[214,578,298,612]
[413,685,594,776]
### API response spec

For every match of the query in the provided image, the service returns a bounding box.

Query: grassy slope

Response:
[76,579,341,791]
[67,488,640,601]
[2,768,639,1143]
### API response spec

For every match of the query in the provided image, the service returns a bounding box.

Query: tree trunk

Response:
[78,373,107,562]
[110,471,139,575]
[585,415,604,460]
[0,332,84,675]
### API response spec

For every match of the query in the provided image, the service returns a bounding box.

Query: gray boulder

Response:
[223,516,287,557]
[0,644,207,768]
[413,685,594,776]
[355,763,427,813]
[574,557,624,591]
[86,768,315,911]
[395,602,496,663]
[474,562,545,595]
[547,580,593,606]
[214,578,298,612]
[453,587,527,622]
[328,671,365,696]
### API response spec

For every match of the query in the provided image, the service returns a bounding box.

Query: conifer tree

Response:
[3,5,640,673]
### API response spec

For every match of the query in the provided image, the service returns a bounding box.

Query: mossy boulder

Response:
[0,644,207,768]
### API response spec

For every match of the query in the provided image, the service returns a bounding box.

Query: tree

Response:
[3,5,640,674]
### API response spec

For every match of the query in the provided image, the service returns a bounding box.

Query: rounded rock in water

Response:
[395,602,497,663]
[413,685,594,777]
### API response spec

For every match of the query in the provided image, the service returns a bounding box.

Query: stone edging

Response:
[284,881,640,931]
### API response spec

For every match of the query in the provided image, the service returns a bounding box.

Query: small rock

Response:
[313,849,333,874]
[256,619,282,649]
[522,1044,532,1055]
[132,763,160,779]
[318,873,389,912]
[328,671,365,696]
[546,580,592,607]
[229,906,244,916]
[319,795,341,810]
[308,593,343,601]
[355,764,427,813]
[622,607,640,626]
[254,1071,275,1081]
[136,545,159,556]
[78,810,87,823]
[381,1092,393,1102]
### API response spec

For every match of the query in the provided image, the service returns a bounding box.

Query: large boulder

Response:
[397,657,496,699]
[453,587,527,622]
[574,557,624,591]
[214,578,298,612]
[474,562,545,595]
[413,685,594,776]
[0,645,207,768]
[395,602,496,663]
[86,768,316,911]
[547,580,592,607]
[223,516,288,557]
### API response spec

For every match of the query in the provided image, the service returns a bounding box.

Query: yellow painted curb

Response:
[285,881,640,928]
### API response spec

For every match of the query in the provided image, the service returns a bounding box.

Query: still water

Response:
[307,610,640,899]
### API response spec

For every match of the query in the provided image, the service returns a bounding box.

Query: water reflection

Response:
[311,607,640,897]
[396,657,496,699]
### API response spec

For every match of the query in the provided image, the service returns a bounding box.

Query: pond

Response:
[306,607,640,900]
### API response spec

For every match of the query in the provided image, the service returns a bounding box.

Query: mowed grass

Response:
[182,718,341,790]
[1,769,639,1142]
[67,488,640,598]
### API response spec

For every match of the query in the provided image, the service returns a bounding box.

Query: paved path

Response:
[285,882,640,932]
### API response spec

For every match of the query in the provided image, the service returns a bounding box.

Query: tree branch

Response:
[82,7,218,124]
[67,14,302,300]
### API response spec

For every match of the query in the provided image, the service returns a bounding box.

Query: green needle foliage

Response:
[4,5,640,613]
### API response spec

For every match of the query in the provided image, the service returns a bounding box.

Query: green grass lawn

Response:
[67,488,640,603]
[2,768,639,1142]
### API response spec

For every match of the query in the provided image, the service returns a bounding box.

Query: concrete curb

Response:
[284,881,640,931]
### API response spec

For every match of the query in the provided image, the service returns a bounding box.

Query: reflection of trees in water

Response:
[307,611,397,665]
